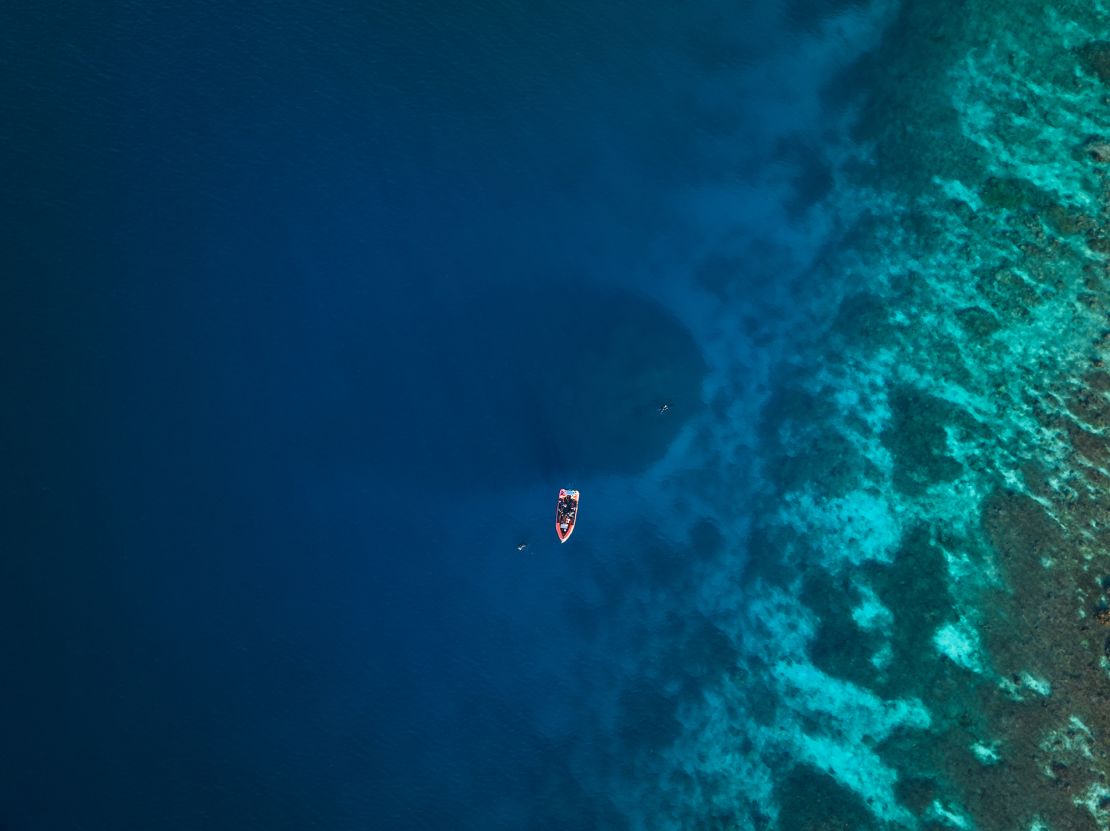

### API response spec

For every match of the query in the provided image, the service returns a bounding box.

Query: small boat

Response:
[556,488,580,543]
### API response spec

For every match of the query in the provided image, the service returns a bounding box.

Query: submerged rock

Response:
[881,386,968,494]
[1076,41,1110,84]
[1082,137,1110,163]
[955,305,1002,339]
[1087,232,1110,255]
[774,764,879,831]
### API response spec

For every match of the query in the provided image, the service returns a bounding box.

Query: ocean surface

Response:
[4,1,1110,829]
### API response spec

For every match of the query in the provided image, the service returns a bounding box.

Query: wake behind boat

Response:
[556,488,580,543]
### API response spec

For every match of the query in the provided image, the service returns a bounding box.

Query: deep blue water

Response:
[3,1,879,828]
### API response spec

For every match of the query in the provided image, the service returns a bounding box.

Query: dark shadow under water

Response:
[328,280,707,489]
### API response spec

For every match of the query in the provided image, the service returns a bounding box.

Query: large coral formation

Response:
[574,2,1110,829]
[659,1,1110,828]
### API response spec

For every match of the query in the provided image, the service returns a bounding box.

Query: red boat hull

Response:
[556,488,580,543]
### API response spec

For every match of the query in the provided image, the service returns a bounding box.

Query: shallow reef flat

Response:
[589,1,1110,829]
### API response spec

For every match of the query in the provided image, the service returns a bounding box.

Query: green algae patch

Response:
[774,764,879,831]
[975,265,1042,320]
[1066,422,1110,468]
[1077,137,1110,164]
[758,382,838,444]
[954,305,1002,340]
[1086,231,1110,256]
[1041,202,1088,238]
[978,176,1088,238]
[864,526,954,694]
[1084,370,1110,394]
[881,386,966,495]
[773,429,876,500]
[804,573,884,689]
[741,523,802,593]
[830,292,896,344]
[980,489,1065,574]
[1076,41,1110,84]
[757,378,879,499]
[1066,387,1110,430]
[980,176,1047,212]
[895,775,940,818]
[977,488,1079,681]
[923,336,975,388]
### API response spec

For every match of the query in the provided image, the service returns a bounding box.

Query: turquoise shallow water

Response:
[597,2,1110,829]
